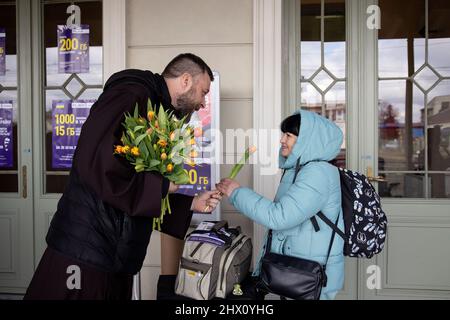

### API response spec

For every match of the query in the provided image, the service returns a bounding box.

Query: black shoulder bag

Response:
[257,159,339,300]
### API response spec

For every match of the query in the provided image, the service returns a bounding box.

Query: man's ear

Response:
[179,73,193,92]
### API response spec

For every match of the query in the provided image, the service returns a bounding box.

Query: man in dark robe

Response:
[24,53,221,300]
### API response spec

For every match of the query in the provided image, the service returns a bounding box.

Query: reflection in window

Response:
[378,0,450,198]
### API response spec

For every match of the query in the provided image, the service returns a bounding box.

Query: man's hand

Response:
[168,182,179,194]
[191,190,222,212]
[216,178,240,197]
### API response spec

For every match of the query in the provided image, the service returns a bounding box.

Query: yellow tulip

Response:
[157,139,168,148]
[131,147,140,157]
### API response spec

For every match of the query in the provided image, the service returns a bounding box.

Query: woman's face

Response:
[280,132,298,157]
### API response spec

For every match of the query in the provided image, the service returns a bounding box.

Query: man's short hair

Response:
[162,53,214,81]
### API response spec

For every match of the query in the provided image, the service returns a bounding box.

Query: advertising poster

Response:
[0,101,13,168]
[57,25,89,74]
[177,72,220,222]
[176,93,213,197]
[0,28,5,76]
[52,99,94,169]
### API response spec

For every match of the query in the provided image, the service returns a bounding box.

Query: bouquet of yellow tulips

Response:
[114,99,196,230]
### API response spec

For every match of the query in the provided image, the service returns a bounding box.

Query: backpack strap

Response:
[316,212,346,240]
[294,160,345,239]
[323,213,340,277]
[310,217,321,232]
[292,159,326,233]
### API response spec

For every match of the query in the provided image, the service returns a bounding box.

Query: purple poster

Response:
[177,163,212,197]
[0,101,13,168]
[0,28,5,76]
[57,25,89,74]
[52,100,94,169]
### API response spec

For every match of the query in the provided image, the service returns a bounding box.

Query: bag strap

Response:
[264,213,339,270]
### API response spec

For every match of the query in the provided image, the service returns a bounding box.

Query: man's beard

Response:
[174,87,200,121]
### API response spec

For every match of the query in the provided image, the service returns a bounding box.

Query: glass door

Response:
[32,0,104,263]
[359,0,450,299]
[0,0,34,293]
[287,0,357,300]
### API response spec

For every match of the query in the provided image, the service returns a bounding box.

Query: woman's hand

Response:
[191,190,223,212]
[168,182,179,194]
[216,178,240,197]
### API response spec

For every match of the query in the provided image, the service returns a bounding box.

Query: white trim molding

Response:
[103,0,127,82]
[252,0,284,263]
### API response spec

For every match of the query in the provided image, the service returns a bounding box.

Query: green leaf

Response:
[127,129,136,141]
[158,104,168,131]
[147,98,153,114]
[148,159,161,167]
[133,103,139,118]
[135,133,148,146]
[133,125,146,133]
[140,141,149,159]
[125,117,137,128]
[145,136,156,158]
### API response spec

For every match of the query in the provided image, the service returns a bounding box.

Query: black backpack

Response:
[291,159,388,259]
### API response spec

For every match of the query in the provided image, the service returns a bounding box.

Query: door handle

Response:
[366,166,387,183]
[367,176,387,182]
[22,165,27,199]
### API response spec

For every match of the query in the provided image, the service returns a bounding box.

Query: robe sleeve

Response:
[159,193,195,240]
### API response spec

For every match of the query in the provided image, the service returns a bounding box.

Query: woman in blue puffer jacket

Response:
[216,110,345,300]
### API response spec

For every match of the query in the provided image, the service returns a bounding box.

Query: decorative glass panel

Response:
[42,0,103,194]
[300,0,346,167]
[378,0,450,198]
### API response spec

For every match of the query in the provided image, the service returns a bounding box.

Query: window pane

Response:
[378,173,425,198]
[0,1,17,193]
[44,1,103,87]
[378,0,425,78]
[325,81,346,167]
[300,82,322,114]
[428,0,450,77]
[427,80,450,172]
[378,80,425,171]
[324,0,345,79]
[0,2,17,87]
[0,91,18,193]
[429,174,450,198]
[300,0,321,79]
